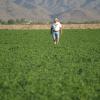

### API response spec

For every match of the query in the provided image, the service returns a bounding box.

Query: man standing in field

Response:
[51,18,62,44]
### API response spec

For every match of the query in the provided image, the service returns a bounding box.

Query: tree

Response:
[8,19,15,24]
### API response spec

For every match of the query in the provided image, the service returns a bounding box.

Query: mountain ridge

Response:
[0,0,100,23]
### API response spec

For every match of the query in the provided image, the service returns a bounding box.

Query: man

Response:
[51,18,62,44]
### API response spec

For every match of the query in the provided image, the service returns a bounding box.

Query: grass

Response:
[0,29,100,100]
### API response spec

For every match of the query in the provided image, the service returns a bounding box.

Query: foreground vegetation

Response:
[0,29,100,100]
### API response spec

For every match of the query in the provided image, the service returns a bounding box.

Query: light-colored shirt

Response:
[51,22,62,31]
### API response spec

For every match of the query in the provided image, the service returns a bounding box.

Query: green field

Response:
[0,29,100,100]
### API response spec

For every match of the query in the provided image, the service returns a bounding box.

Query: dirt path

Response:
[0,24,100,29]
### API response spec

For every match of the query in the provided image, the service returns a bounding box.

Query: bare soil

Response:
[0,24,100,30]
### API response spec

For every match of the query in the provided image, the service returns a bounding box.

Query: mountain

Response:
[0,0,100,23]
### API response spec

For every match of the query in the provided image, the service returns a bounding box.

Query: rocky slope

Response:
[0,0,100,22]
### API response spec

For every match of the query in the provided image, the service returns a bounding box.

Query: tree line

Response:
[0,19,100,25]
